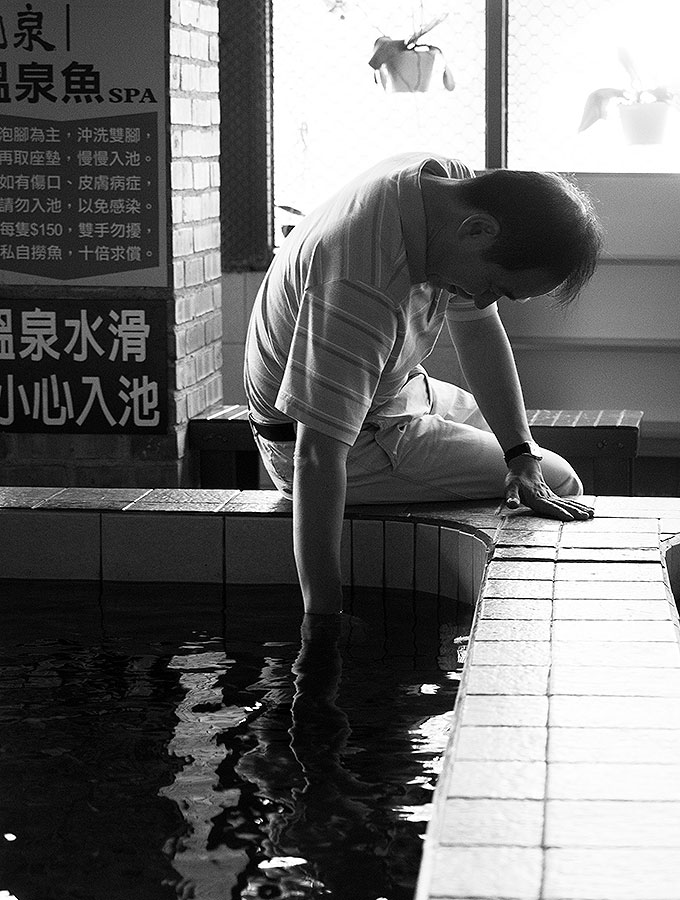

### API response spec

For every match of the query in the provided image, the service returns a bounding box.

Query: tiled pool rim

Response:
[2,487,680,900]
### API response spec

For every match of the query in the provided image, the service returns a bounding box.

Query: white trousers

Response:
[253,373,583,505]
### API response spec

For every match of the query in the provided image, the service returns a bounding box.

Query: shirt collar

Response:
[396,156,450,285]
[396,155,471,286]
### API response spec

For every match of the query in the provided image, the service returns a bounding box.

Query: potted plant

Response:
[368,14,455,93]
[579,47,679,144]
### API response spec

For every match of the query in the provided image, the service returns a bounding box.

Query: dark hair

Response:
[457,170,604,305]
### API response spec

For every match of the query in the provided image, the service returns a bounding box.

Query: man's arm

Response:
[447,311,531,448]
[293,423,350,614]
[447,311,592,520]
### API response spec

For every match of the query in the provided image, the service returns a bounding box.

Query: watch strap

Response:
[504,441,543,465]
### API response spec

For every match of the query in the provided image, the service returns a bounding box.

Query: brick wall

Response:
[169,0,223,483]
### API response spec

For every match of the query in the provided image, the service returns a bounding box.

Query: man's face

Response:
[425,211,560,309]
[427,255,559,310]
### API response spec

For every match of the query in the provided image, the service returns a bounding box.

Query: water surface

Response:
[0,582,471,900]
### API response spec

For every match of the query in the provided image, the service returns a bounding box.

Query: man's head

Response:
[424,169,604,307]
[456,170,603,305]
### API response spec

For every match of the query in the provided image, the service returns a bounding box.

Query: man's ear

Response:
[457,213,500,243]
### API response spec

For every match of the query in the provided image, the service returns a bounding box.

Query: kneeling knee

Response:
[553,462,583,497]
[541,450,583,497]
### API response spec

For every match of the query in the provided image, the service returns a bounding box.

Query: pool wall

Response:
[2,486,680,900]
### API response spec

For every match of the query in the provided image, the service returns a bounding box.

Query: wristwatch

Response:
[504,440,543,465]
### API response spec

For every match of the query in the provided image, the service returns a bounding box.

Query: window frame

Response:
[219,0,275,272]
[219,0,515,272]
[222,0,679,272]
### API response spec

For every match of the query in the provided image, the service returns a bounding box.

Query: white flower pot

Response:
[618,101,670,145]
[381,48,436,92]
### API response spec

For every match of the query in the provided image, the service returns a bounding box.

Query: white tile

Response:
[559,531,659,548]
[224,516,296,583]
[480,598,552,619]
[384,520,414,591]
[474,619,551,641]
[471,641,551,665]
[497,529,559,546]
[502,517,561,531]
[544,848,680,900]
[562,517,660,532]
[439,526,459,599]
[351,519,383,588]
[551,640,680,667]
[103,513,223,582]
[473,536,490,596]
[545,799,680,847]
[0,509,100,580]
[448,760,546,799]
[552,598,673,620]
[485,579,554,599]
[553,580,667,600]
[495,544,558,560]
[553,619,678,643]
[441,798,544,846]
[466,665,550,696]
[458,532,478,605]
[549,665,680,697]
[487,559,555,580]
[555,561,664,581]
[548,762,680,801]
[414,522,439,595]
[456,726,547,762]
[429,845,542,899]
[461,695,548,727]
[595,496,679,515]
[550,695,680,729]
[549,727,680,764]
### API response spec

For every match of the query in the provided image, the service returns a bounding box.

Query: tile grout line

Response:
[437,525,445,597]
[539,520,562,899]
[99,511,104,585]
[222,513,227,587]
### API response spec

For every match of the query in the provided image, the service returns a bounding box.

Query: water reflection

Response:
[162,604,468,900]
[159,650,246,898]
[0,585,468,900]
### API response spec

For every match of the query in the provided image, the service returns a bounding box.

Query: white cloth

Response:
[255,372,583,504]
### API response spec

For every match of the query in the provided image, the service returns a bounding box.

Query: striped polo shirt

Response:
[244,152,496,446]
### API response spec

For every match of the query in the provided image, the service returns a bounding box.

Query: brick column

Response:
[169,0,223,483]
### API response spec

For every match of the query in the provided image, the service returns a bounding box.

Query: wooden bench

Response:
[190,404,643,494]
[527,408,643,495]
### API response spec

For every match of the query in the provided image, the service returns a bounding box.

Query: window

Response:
[220,0,680,268]
[272,0,487,235]
[507,0,680,172]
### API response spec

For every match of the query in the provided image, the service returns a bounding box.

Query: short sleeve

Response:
[276,279,399,445]
[445,291,498,322]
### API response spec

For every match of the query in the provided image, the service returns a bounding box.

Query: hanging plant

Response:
[579,47,679,144]
[368,15,455,93]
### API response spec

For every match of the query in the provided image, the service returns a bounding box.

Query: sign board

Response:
[0,297,167,432]
[0,0,168,287]
[0,1,170,433]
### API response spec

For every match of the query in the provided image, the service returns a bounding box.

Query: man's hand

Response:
[504,456,594,521]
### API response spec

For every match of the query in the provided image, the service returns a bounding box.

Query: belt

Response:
[249,415,297,442]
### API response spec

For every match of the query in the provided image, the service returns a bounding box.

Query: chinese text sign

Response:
[0,1,167,287]
[0,2,170,434]
[0,298,168,433]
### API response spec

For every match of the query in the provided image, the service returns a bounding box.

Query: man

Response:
[244,153,603,614]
